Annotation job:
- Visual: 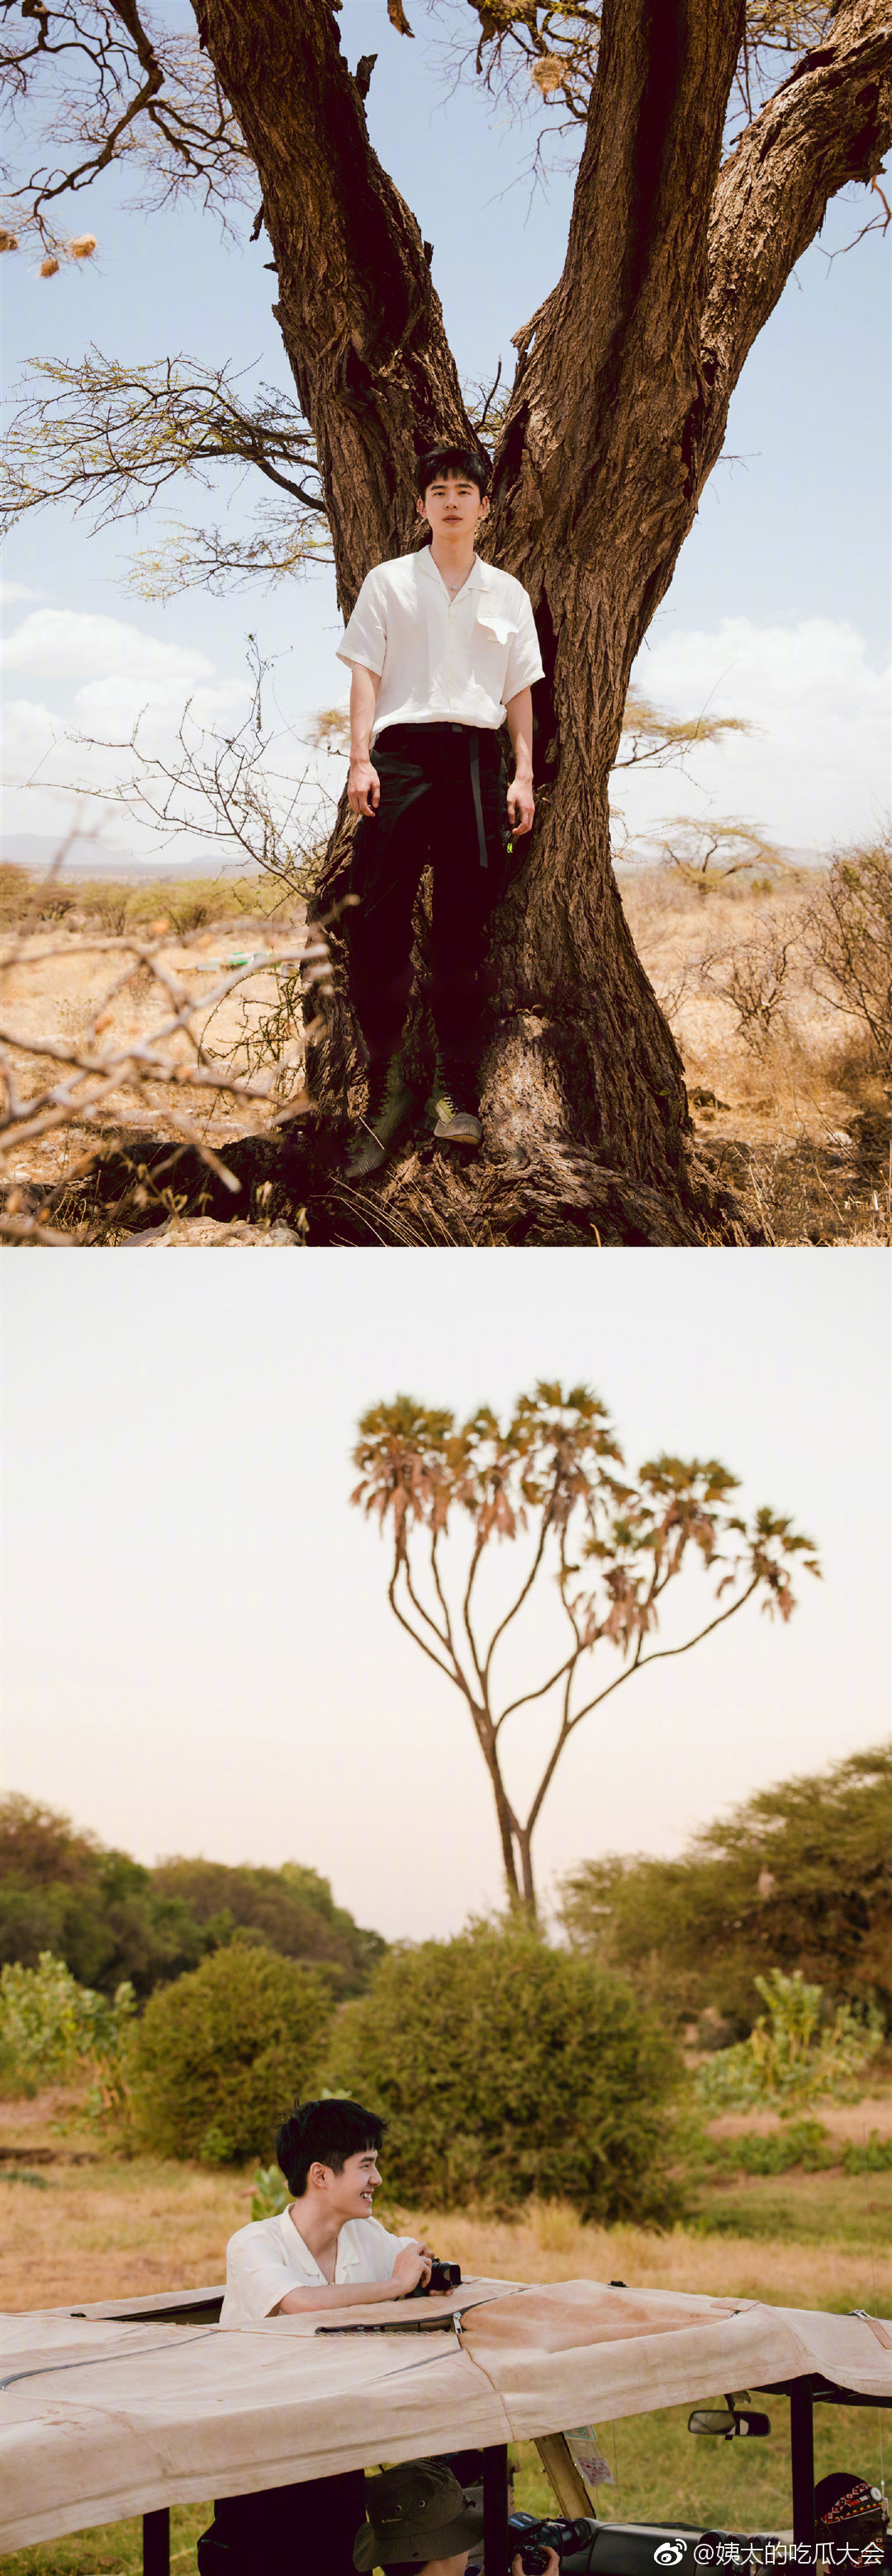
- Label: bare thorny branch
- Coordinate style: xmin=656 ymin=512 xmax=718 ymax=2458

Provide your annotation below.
xmin=1 ymin=349 xmax=330 ymax=599
xmin=351 ymin=1389 xmax=820 ymax=1912
xmin=425 ymin=0 xmax=837 ymax=163
xmin=0 ymin=0 xmax=252 ymax=251
xmin=0 ymin=654 xmax=351 ymax=1238
xmin=0 ymin=853 xmax=337 ymax=1243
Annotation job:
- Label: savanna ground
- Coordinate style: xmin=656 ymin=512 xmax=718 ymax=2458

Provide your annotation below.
xmin=2 ymin=863 xmax=890 ymax=1247
xmin=1 ymin=2085 xmax=890 ymax=2575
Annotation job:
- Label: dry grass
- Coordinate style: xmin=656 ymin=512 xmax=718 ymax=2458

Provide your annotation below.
xmin=391 ymin=2198 xmax=890 ymax=2316
xmin=619 ymin=867 xmax=891 ymax=1246
xmin=1 ymin=2086 xmax=887 ymax=2320
xmin=2 ymin=863 xmax=890 ymax=1243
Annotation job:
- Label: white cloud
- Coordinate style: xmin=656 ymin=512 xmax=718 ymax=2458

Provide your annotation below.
xmin=617 ymin=616 xmax=890 ymax=853
xmin=0 ymin=609 xmax=326 ymax=861
xmin=0 ymin=608 xmax=212 ymax=687
xmin=0 ymin=580 xmax=47 ymax=607
xmin=70 ymin=674 xmax=247 ymax=730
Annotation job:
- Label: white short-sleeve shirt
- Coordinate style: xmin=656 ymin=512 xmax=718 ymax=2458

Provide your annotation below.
xmin=220 ymin=2207 xmax=419 ymax=2326
xmin=337 ymin=549 xmax=543 ymax=741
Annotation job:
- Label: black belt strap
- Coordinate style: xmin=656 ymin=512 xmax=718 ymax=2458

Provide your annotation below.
xmin=468 ymin=730 xmax=487 ymax=869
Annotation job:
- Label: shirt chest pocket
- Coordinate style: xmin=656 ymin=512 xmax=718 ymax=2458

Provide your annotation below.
xmin=473 ymin=610 xmax=514 ymax=693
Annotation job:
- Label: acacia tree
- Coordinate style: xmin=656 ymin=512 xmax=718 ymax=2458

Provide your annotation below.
xmin=350 ymin=1382 xmax=820 ymax=1916
xmin=2 ymin=0 xmax=890 ymax=1243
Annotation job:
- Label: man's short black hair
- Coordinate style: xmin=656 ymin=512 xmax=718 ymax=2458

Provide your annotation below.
xmin=275 ymin=2097 xmax=386 ymax=2198
xmin=416 ymin=440 xmax=490 ymax=501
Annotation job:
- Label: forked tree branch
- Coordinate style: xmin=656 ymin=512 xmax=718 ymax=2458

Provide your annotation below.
xmin=192 ymin=0 xmax=477 ymax=609
xmin=696 ymin=0 xmax=892 ymax=492
xmin=387 ymin=1564 xmax=456 ymax=1690
xmin=564 ymin=1573 xmax=763 ymax=1736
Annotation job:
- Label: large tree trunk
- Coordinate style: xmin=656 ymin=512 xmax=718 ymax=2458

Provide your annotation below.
xmin=193 ymin=0 xmax=892 ymax=1246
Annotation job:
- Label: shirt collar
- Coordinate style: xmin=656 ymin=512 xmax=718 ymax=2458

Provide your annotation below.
xmin=278 ymin=2208 xmax=363 ymax=2278
xmin=417 ymin=548 xmax=486 ymax=599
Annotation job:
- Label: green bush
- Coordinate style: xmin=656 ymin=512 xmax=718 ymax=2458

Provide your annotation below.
xmin=697 ymin=2121 xmax=892 ymax=2177
xmin=699 ymin=2119 xmax=839 ymax=2175
xmin=130 ymin=1942 xmax=331 ymax=2163
xmin=0 ymin=1951 xmax=135 ymax=2114
xmin=330 ymin=1922 xmax=682 ymax=2226
xmin=695 ymin=1970 xmax=884 ymax=2115
xmin=251 ymin=2163 xmax=291 ymax=2218
xmin=842 ymin=2129 xmax=892 ymax=2174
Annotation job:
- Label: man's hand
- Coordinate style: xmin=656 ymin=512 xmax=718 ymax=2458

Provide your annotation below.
xmin=348 ymin=753 xmax=380 ymax=820
xmin=511 ymin=2555 xmax=559 ymax=2575
xmin=391 ymin=2240 xmax=434 ymax=2296
xmin=506 ymin=772 xmax=534 ymax=838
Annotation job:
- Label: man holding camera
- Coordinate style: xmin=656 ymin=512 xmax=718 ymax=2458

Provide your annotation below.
xmin=199 ymin=2098 xmax=436 ymax=2575
xmin=220 ymin=2096 xmax=432 ymax=2323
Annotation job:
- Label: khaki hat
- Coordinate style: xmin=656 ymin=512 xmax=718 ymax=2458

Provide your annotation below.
xmin=353 ymin=2460 xmax=484 ymax=2569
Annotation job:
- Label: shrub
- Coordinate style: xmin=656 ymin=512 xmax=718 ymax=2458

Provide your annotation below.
xmin=842 ymin=2128 xmax=892 ymax=2174
xmin=697 ymin=2121 xmax=892 ymax=2177
xmin=130 ymin=1942 xmax=331 ymax=2163
xmin=0 ymin=1951 xmax=135 ymax=2116
xmin=330 ymin=1922 xmax=682 ymax=2226
xmin=699 ymin=2119 xmax=838 ymax=2175
xmin=695 ymin=1970 xmax=884 ymax=2116
xmin=252 ymin=2163 xmax=291 ymax=2218
xmin=700 ymin=916 xmax=796 ymax=1053
xmin=802 ymin=838 xmax=892 ymax=1071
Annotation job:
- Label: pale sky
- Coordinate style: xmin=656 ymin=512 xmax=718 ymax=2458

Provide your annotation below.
xmin=2 ymin=1252 xmax=889 ymax=1941
xmin=1 ymin=2 xmax=889 ymax=864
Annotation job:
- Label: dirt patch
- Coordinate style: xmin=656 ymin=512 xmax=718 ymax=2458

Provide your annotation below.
xmin=704 ymin=2094 xmax=892 ymax=2142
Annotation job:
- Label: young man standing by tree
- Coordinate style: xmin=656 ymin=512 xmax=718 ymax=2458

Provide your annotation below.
xmin=336 ymin=444 xmax=543 ymax=1178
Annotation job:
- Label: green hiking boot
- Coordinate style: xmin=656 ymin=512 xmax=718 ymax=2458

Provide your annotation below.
xmin=429 ymin=1065 xmax=482 ymax=1148
xmin=345 ymin=1053 xmax=415 ymax=1181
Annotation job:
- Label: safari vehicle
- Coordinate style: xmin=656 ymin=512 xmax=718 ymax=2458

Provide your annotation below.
xmin=0 ymin=2272 xmax=888 ymax=2572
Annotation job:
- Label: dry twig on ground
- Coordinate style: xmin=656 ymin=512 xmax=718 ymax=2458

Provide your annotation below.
xmin=1 ymin=850 xmax=334 ymax=1243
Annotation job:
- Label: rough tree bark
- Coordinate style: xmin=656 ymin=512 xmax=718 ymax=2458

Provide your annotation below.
xmin=193 ymin=0 xmax=891 ymax=1246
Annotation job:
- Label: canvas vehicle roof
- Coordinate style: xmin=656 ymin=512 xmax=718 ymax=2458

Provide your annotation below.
xmin=1 ymin=2276 xmax=889 ymax=2556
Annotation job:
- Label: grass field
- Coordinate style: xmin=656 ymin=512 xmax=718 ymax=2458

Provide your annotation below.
xmin=2 ymin=2103 xmax=889 ymax=2576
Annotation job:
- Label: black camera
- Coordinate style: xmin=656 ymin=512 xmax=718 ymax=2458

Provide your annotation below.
xmin=407 ymin=2255 xmax=463 ymax=2298
xmin=507 ymin=2514 xmax=593 ymax=2573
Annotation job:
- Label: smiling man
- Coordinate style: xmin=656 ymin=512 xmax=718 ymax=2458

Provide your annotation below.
xmin=221 ymin=2096 xmax=431 ymax=2323
xmin=336 ymin=441 xmax=544 ymax=1178
xmin=198 ymin=2100 xmax=434 ymax=2576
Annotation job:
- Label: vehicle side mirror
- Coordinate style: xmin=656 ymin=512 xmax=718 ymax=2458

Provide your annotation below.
xmin=688 ymin=2409 xmax=771 ymax=2439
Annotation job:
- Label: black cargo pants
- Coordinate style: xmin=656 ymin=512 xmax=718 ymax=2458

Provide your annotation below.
xmin=348 ymin=720 xmax=510 ymax=1077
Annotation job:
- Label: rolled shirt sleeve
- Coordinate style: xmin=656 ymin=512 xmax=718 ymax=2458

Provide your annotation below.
xmin=222 ymin=2224 xmax=296 ymax=2324
xmin=337 ymin=570 xmax=387 ymax=677
xmin=334 ymin=551 xmax=543 ymax=737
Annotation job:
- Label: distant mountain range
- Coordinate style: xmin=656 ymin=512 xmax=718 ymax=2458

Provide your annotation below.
xmin=2 ymin=830 xmax=825 ymax=880
xmin=1 ymin=834 xmax=246 ymax=880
